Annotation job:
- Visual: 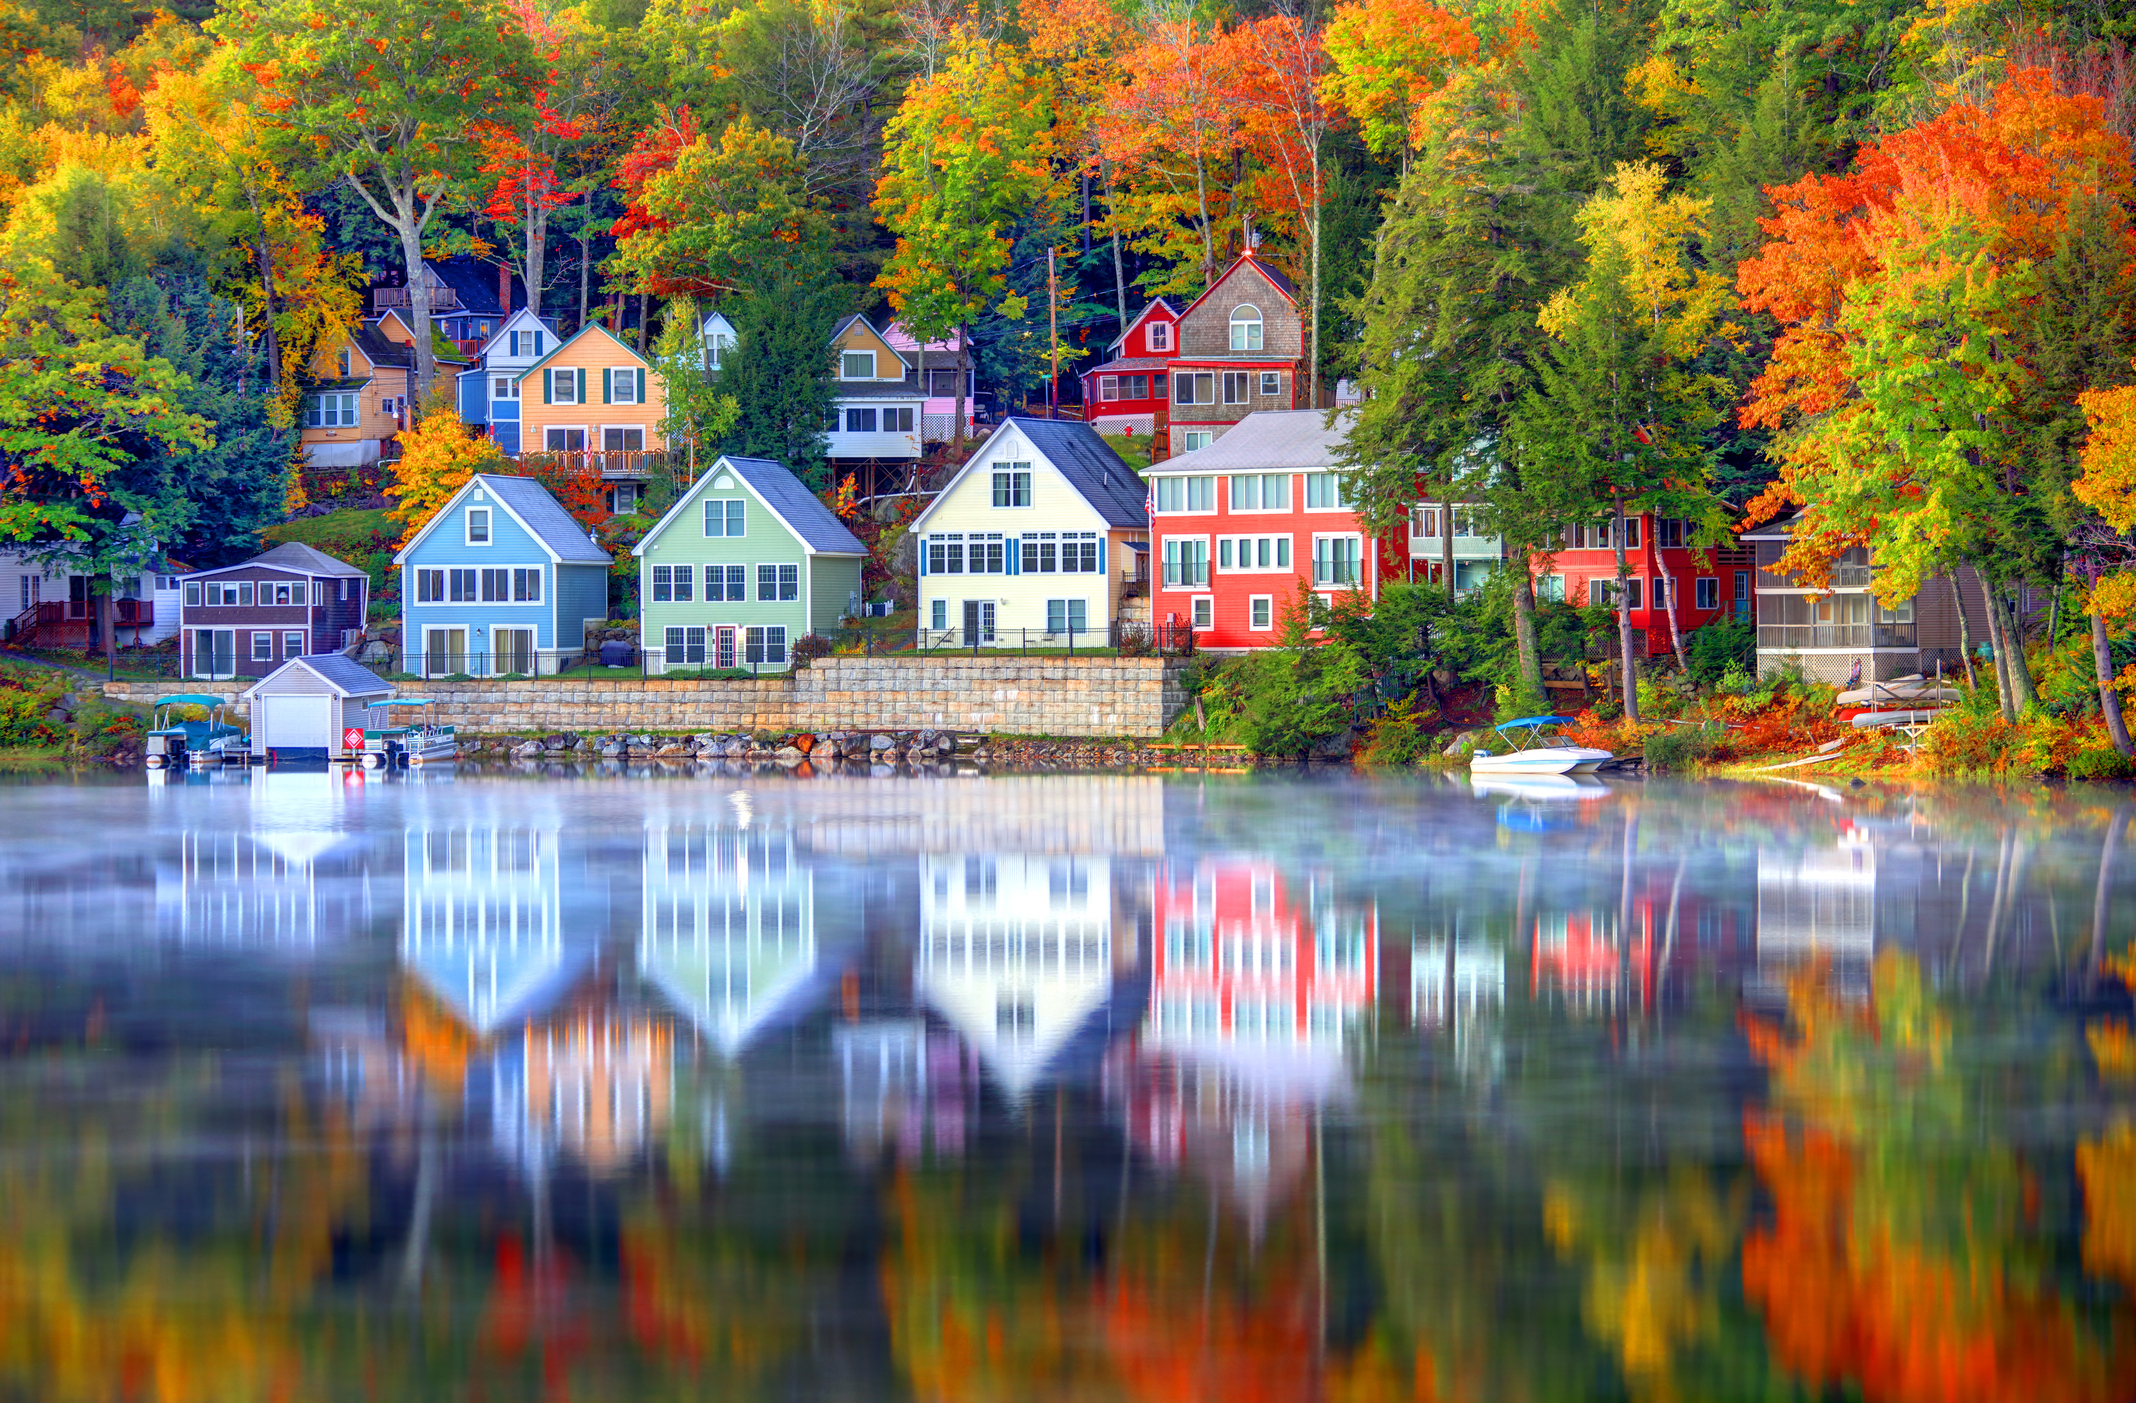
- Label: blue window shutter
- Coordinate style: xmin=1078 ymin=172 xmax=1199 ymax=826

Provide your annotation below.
xmin=535 ymin=331 xmax=544 ymax=355
xmin=1006 ymin=542 xmax=1019 ymax=576
xmin=543 ymin=369 xmax=552 ymax=403
xmin=918 ymin=540 xmax=927 ymax=577
xmin=637 ymin=368 xmax=647 ymax=402
xmin=1098 ymin=538 xmax=1107 ymax=574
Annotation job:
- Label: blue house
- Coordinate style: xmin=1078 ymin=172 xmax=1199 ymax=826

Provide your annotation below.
xmin=392 ymin=473 xmax=612 ymax=677
xmin=455 ymin=308 xmax=560 ymax=457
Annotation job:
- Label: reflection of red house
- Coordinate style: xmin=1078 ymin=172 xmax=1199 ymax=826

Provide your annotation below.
xmin=1530 ymin=878 xmax=1754 ymax=1013
xmin=1531 ymin=512 xmax=1755 ymax=657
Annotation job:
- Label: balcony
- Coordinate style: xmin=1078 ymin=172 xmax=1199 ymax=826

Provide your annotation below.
xmin=370 ymin=285 xmax=462 ymax=314
xmin=1757 ymin=623 xmax=1916 ymax=650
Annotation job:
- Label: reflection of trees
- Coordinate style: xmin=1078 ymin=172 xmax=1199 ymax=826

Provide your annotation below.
xmin=1743 ymin=954 xmax=2133 ymax=1403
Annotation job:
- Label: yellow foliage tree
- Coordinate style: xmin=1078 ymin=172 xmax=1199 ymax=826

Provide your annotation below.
xmin=387 ymin=389 xmax=506 ymax=545
xmin=2072 ymin=379 xmax=2136 ymax=754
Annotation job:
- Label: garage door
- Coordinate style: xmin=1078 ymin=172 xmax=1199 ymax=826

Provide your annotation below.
xmin=260 ymin=695 xmax=333 ymax=757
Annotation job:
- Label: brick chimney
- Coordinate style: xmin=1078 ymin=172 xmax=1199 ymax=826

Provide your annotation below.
xmin=498 ymin=264 xmax=511 ymax=315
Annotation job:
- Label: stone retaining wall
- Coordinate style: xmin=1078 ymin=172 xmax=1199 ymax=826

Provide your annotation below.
xmin=104 ymin=655 xmax=1189 ymax=738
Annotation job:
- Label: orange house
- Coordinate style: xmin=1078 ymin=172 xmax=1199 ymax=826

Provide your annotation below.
xmin=300 ymin=317 xmax=417 ymax=468
xmin=516 ymin=324 xmax=669 ymax=458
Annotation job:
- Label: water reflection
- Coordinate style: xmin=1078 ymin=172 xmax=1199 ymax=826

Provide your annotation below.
xmin=0 ymin=774 xmax=2130 ymax=1400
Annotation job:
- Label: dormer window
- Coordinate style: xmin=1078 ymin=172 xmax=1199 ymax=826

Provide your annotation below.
xmin=336 ymin=346 xmax=351 ymax=376
xmin=842 ymin=350 xmax=876 ymax=379
xmin=1147 ymin=321 xmax=1171 ymax=352
xmin=1229 ymin=304 xmax=1263 ymax=352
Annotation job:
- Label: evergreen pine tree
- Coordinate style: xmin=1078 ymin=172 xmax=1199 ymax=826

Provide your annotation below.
xmin=716 ymin=268 xmax=846 ymax=490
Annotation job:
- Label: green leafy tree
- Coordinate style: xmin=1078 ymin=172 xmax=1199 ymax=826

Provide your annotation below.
xmin=715 ymin=266 xmax=844 ymax=488
xmin=215 ymin=0 xmax=542 ymax=403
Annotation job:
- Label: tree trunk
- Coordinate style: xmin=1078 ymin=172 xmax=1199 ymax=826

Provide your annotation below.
xmin=1991 ymin=585 xmax=2040 ymax=713
xmin=100 ymin=588 xmax=114 ymax=677
xmin=636 ymin=292 xmax=650 ymax=354
xmin=953 ymin=325 xmax=970 ymax=452
xmin=1614 ymin=490 xmax=1638 ymax=723
xmin=1950 ymin=570 xmax=1979 ymax=690
xmin=1985 ymin=581 xmax=2017 ymax=722
xmin=1658 ymin=539 xmax=1688 ymax=674
xmin=1512 ymin=565 xmax=1544 ymax=709
xmin=578 ymin=190 xmax=592 ymax=334
xmin=1103 ymin=160 xmax=1126 ymax=329
xmin=1306 ymin=147 xmax=1320 ymax=412
xmin=243 ymin=184 xmax=282 ymax=393
xmin=525 ymin=186 xmax=546 ymax=321
xmin=2095 ymin=606 xmax=2134 ymax=757
xmin=396 ymin=222 xmax=437 ymax=409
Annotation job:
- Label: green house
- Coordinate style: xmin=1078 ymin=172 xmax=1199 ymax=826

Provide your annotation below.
xmin=633 ymin=455 xmax=869 ymax=672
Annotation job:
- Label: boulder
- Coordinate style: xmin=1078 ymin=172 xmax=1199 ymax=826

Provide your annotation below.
xmin=1441 ymin=731 xmax=1480 ymax=759
xmin=774 ymin=744 xmax=804 ymax=760
xmin=869 ymin=733 xmax=894 ymax=752
xmin=933 ymin=733 xmax=956 ymax=755
xmin=654 ymin=743 xmax=691 ymax=758
xmin=1308 ymin=728 xmax=1354 ymax=762
xmin=542 ymin=733 xmax=573 ymax=751
xmin=723 ymin=739 xmax=749 ymax=758
xmin=791 ymin=733 xmax=816 ymax=755
xmin=880 ymin=749 xmax=903 ymax=764
xmin=512 ymin=741 xmax=545 ymax=759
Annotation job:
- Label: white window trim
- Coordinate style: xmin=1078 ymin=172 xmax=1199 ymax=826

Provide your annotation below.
xmin=1190 ymin=596 xmax=1214 ymax=630
xmin=840 ymin=349 xmax=878 ymax=379
xmin=1226 ymin=474 xmax=1293 ymax=514
xmin=543 ymin=425 xmax=591 ymax=452
xmin=551 ymin=368 xmax=581 ymax=405
xmin=1152 ymin=474 xmax=1220 ymax=515
xmin=1179 ymin=430 xmax=1215 ymax=453
xmin=599 ymin=425 xmax=649 ymax=452
xmin=1217 ymin=534 xmax=1295 ymax=574
xmin=1302 ymin=473 xmax=1352 ymax=513
xmin=1161 ymin=534 xmax=1213 ymax=593
xmin=1311 ymin=532 xmax=1366 ymax=588
xmin=1247 ymin=594 xmax=1274 ymax=631
xmin=465 ymin=507 xmax=493 ymax=546
xmin=1146 ymin=322 xmax=1171 ymax=352
xmin=608 ymin=368 xmax=640 ymax=405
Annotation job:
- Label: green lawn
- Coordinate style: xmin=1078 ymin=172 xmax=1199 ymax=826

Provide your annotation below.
xmin=1103 ymin=435 xmax=1154 ymax=473
xmin=262 ymin=507 xmax=398 ymax=587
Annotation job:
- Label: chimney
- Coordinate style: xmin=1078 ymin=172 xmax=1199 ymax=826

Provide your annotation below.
xmin=498 ymin=264 xmax=512 ymax=315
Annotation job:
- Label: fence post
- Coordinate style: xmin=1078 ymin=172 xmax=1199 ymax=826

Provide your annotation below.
xmin=1068 ymin=625 xmax=1074 ymax=657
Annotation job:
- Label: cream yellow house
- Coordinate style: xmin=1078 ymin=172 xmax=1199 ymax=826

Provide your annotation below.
xmin=828 ymin=314 xmax=924 ymax=461
xmin=908 ymin=418 xmax=1149 ymax=645
xmin=300 ymin=318 xmax=417 ymax=467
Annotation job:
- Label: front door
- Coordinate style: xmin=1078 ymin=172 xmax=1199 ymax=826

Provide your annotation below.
xmin=495 ymin=628 xmax=535 ymax=676
xmin=67 ymin=575 xmax=88 ymax=619
xmin=961 ymin=600 xmax=995 ymax=644
xmin=193 ymin=628 xmax=234 ymax=679
xmin=715 ymin=627 xmax=736 ymax=670
xmin=424 ymin=628 xmax=466 ymax=678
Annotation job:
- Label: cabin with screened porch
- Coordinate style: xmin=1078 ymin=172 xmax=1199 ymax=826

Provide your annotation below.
xmin=177 ymin=543 xmax=369 ymax=681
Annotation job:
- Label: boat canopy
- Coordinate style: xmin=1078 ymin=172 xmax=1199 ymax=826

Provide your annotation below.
xmin=365 ymin=698 xmax=433 ymax=707
xmin=154 ymin=694 xmax=228 ymax=709
xmin=1494 ymin=715 xmax=1576 ymax=731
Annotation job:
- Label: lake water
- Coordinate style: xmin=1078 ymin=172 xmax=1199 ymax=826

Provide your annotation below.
xmin=0 ymin=767 xmax=2132 ymax=1401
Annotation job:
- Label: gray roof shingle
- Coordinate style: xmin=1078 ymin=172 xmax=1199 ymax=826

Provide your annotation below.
xmin=230 ymin=542 xmax=369 ymax=577
xmin=1145 ymin=410 xmax=1353 ymax=473
xmin=720 ymin=457 xmax=869 ymax=555
xmin=1009 ymin=417 xmax=1149 ymax=528
xmin=478 ymin=475 xmax=613 ymax=563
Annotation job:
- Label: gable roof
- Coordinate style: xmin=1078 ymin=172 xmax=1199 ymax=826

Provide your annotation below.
xmin=1105 ymin=299 xmax=1179 ymax=354
xmin=351 ymin=322 xmax=414 ymax=371
xmin=1145 ymin=409 xmax=1353 ymax=475
xmin=242 ymin=653 xmax=393 ymax=701
xmin=472 ymin=307 xmax=561 ymax=361
xmin=186 ymin=541 xmax=368 ymax=580
xmin=698 ymin=309 xmax=736 ymax=338
xmin=911 ymin=418 xmax=1149 ymax=533
xmin=1178 ymin=251 xmax=1299 ymax=327
xmin=634 ymin=455 xmax=868 ymax=557
xmin=516 ymin=322 xmax=652 ymax=380
xmin=392 ymin=473 xmax=611 ymax=565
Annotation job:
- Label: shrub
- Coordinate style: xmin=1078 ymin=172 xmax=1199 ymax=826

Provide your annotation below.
xmin=0 ymin=673 xmax=62 ymax=747
xmin=2069 ymin=747 xmax=2135 ymax=781
xmin=791 ymin=633 xmax=835 ymax=666
xmin=1361 ymin=694 xmax=1433 ymax=766
xmin=1644 ymin=722 xmax=1719 ymax=773
xmin=1686 ymin=619 xmax=1755 ymax=689
xmin=1115 ymin=622 xmax=1155 ymax=658
xmin=1922 ymin=708 xmax=2016 ymax=775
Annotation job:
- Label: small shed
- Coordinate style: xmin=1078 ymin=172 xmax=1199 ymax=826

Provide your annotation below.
xmin=242 ymin=655 xmax=393 ymax=761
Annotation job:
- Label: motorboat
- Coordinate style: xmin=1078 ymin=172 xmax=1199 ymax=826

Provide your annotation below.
xmin=143 ymin=694 xmax=247 ymax=770
xmin=356 ymin=698 xmax=457 ymax=769
xmin=1468 ymin=715 xmax=1614 ymax=776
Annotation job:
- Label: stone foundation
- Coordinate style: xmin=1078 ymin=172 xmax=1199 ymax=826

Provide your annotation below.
xmin=104 ymin=655 xmax=1190 ymax=739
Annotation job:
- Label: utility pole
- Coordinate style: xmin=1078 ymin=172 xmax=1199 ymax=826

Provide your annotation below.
xmin=1047 ymin=247 xmax=1060 ymax=420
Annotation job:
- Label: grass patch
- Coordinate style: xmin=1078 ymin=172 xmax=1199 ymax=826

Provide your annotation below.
xmin=1103 ymin=435 xmax=1154 ymax=472
xmin=263 ymin=507 xmax=398 ymax=591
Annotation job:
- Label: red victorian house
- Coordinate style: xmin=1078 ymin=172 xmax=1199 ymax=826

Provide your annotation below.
xmin=1079 ymin=299 xmax=1177 ymax=440
xmin=1147 ymin=410 xmax=1402 ymax=649
xmin=1532 ymin=514 xmax=1755 ymax=658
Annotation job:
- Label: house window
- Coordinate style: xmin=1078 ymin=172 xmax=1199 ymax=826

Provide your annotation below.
xmin=237 ymin=582 xmax=255 ymax=606
xmin=1249 ymin=596 xmax=1272 ymax=630
xmin=653 ymin=565 xmax=694 ymax=602
xmin=927 ymin=534 xmax=964 ymax=574
xmin=1154 ymin=476 xmax=1216 ymax=513
xmin=283 ymin=631 xmax=304 ymax=657
xmin=1182 ymin=430 xmax=1214 ymax=452
xmin=1147 ymin=321 xmax=1171 ymax=352
xmin=1191 ymin=596 xmax=1212 ymax=629
xmin=514 ymin=568 xmax=541 ymax=602
xmin=884 ymin=406 xmax=915 ymax=431
xmin=1045 ymin=599 xmax=1088 ymax=634
xmin=1695 ymin=576 xmax=1718 ymax=610
xmin=1060 ymin=532 xmax=1098 ymax=572
xmin=841 ymin=350 xmax=876 ymax=379
xmin=1229 ymin=474 xmax=1287 ymax=510
xmin=609 ymin=369 xmax=639 ymax=404
xmin=665 ymin=626 xmax=707 ymax=665
xmin=705 ymin=499 xmax=745 ymax=536
xmin=1173 ymin=372 xmax=1215 ymax=405
xmin=1658 ymin=517 xmax=1684 ymax=548
xmin=1304 ymin=472 xmax=1349 ymax=509
xmin=551 ymin=368 xmax=579 ymax=404
xmin=449 ymin=568 xmax=478 ymax=602
xmin=1627 ymin=578 xmax=1643 ymax=610
xmin=1222 ymin=371 xmax=1250 ymax=404
xmin=466 ymin=508 xmax=490 ymax=544
xmin=1100 ymin=376 xmax=1119 ymax=402
xmin=1022 ymin=533 xmax=1057 ymax=573
xmin=415 ymin=569 xmax=443 ymax=603
xmin=1161 ymin=539 xmax=1209 ymax=587
xmin=931 ymin=599 xmax=947 ymax=630
xmin=1218 ymin=535 xmax=1291 ymax=571
xmin=746 ymin=625 xmax=787 ymax=664
xmin=304 ymin=393 xmax=358 ymax=428
xmin=992 ymin=468 xmax=1032 ymax=507
xmin=1260 ymin=372 xmax=1282 ymax=396
xmin=250 ymin=632 xmax=273 ymax=661
xmin=1589 ymin=579 xmax=1612 ymax=608
xmin=546 ymin=428 xmax=586 ymax=451
xmin=1537 ymin=575 xmax=1564 ymax=602
xmin=336 ymin=347 xmax=351 ymax=377
xmin=969 ymin=534 xmax=1006 ymax=573
xmin=1312 ymin=537 xmax=1361 ymax=586
xmin=711 ymin=565 xmax=746 ymax=601
xmin=706 ymin=332 xmax=731 ymax=368
xmin=183 ymin=581 xmax=200 ymax=608
xmin=606 ymin=482 xmax=638 ymax=514
xmin=1229 ymin=304 xmax=1263 ymax=351
xmin=757 ymin=564 xmax=798 ymax=601
xmin=603 ymin=428 xmax=644 ymax=452
xmin=845 ymin=406 xmax=878 ymax=432
xmin=480 ymin=568 xmax=511 ymax=601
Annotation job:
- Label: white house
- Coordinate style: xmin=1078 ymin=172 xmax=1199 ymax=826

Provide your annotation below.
xmin=827 ymin=314 xmax=925 ymax=464
xmin=456 ymin=308 xmax=562 ymax=457
xmin=908 ymin=417 xmax=1149 ymax=646
xmin=1 ymin=545 xmax=181 ymax=648
xmin=699 ymin=308 xmax=736 ymax=373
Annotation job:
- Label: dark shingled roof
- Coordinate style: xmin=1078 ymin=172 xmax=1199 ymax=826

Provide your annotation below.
xmin=1007 ymin=417 xmax=1148 ymax=529
xmin=1246 ymin=254 xmax=1297 ymax=300
xmin=478 ymin=475 xmax=613 ymax=564
xmin=1082 ymin=356 xmax=1168 ymax=376
xmin=245 ymin=653 xmax=392 ymax=699
xmin=183 ymin=541 xmax=368 ymax=580
xmin=429 ymin=257 xmax=505 ymax=316
xmin=720 ymin=457 xmax=869 ymax=555
xmin=352 ymin=323 xmax=414 ymax=370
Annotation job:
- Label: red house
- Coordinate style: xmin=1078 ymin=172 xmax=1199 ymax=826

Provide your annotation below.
xmin=1532 ymin=513 xmax=1755 ymax=657
xmin=1079 ymin=299 xmax=1178 ymax=440
xmin=1147 ymin=409 xmax=1402 ymax=649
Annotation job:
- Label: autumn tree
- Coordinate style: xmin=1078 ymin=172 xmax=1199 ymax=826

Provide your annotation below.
xmin=873 ymin=20 xmax=1054 ymax=447
xmin=2074 ymin=382 xmax=2136 ymax=756
xmin=217 ymin=0 xmax=543 ymax=403
xmin=611 ymin=115 xmax=827 ymax=302
xmin=1323 ymin=0 xmax=1478 ymax=158
xmin=1518 ymin=161 xmax=1731 ymax=720
xmin=387 ymin=388 xmax=509 ymax=544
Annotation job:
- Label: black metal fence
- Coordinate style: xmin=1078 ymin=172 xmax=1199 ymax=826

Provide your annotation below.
xmin=352 ymin=648 xmax=595 ymax=680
